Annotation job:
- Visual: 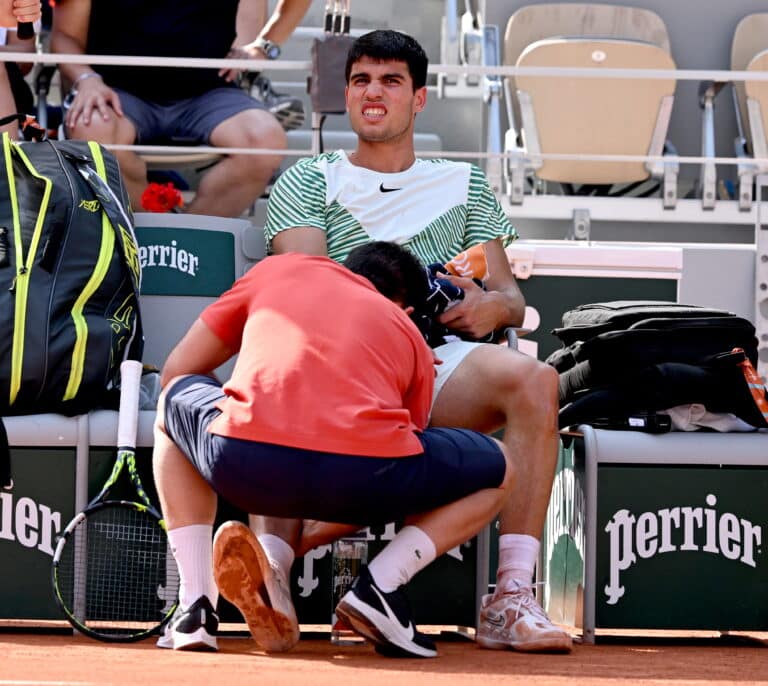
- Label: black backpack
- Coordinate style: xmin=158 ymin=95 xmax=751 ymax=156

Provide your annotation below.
xmin=0 ymin=133 xmax=143 ymax=486
xmin=548 ymin=301 xmax=758 ymax=400
xmin=546 ymin=301 xmax=764 ymax=430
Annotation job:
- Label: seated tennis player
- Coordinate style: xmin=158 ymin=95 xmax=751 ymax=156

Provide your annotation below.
xmin=152 ymin=241 xmax=512 ymax=657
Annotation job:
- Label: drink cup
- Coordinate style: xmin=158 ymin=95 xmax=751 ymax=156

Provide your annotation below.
xmin=330 ymin=537 xmax=368 ymax=645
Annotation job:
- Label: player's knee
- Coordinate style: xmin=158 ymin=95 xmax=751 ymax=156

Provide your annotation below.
xmin=534 ymin=361 xmax=559 ymax=409
xmin=494 ymin=438 xmax=516 ymax=493
xmin=502 ymin=356 xmax=559 ymax=418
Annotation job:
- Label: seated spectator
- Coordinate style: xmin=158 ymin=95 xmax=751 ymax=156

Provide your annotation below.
xmin=49 ymin=0 xmax=311 ymax=217
xmin=0 ymin=0 xmax=40 ymax=137
xmin=152 ymin=241 xmax=513 ymax=657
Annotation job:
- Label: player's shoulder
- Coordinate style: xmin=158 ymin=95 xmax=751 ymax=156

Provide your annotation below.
xmin=419 ymin=157 xmax=486 ymax=178
xmin=287 ymin=151 xmax=336 ymax=171
xmin=418 ymin=158 xmax=491 ymax=194
xmin=275 ymin=152 xmax=342 ymax=191
xmin=421 ymin=157 xmax=471 ymax=170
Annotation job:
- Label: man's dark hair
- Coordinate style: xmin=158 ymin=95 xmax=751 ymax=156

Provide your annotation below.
xmin=343 ymin=241 xmax=429 ymax=310
xmin=345 ymin=29 xmax=428 ymax=90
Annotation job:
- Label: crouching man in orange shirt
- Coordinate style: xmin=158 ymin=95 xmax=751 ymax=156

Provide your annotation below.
xmin=152 ymin=241 xmax=513 ymax=657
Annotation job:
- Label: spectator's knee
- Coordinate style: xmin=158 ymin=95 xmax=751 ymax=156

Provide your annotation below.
xmin=243 ymin=114 xmax=287 ymax=151
xmin=238 ymin=119 xmax=286 ymax=176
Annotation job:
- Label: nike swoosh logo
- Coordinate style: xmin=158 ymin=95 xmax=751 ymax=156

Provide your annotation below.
xmin=371 ymin=585 xmax=415 ymax=638
xmin=379 ymin=183 xmax=402 ymax=193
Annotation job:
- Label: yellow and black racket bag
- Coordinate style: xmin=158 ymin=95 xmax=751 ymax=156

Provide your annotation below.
xmin=0 ymin=134 xmax=143 ymax=420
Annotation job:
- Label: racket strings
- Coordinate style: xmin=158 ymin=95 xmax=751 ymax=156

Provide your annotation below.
xmin=56 ymin=504 xmax=179 ymax=637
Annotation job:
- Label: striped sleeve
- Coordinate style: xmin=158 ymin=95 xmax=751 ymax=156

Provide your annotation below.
xmin=264 ymin=157 xmax=329 ymax=250
xmin=463 ymin=164 xmax=518 ymax=249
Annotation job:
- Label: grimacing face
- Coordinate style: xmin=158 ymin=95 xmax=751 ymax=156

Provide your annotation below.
xmin=345 ymin=57 xmax=426 ymax=144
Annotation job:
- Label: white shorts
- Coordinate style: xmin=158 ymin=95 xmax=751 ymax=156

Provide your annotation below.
xmin=432 ymin=339 xmax=484 ymax=404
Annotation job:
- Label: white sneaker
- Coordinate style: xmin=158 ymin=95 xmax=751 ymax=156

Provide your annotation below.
xmin=213 ymin=521 xmax=299 ymax=652
xmin=476 ymin=584 xmax=572 ymax=653
xmin=156 ymin=596 xmax=218 ymax=651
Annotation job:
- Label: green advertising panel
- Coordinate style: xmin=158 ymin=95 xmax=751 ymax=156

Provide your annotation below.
xmin=136 ymin=227 xmax=235 ymax=296
xmin=0 ymin=448 xmax=76 ymax=619
xmin=596 ymin=466 xmax=768 ymax=629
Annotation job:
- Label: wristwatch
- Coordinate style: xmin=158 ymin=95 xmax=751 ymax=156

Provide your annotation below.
xmin=253 ymin=37 xmax=281 ymax=60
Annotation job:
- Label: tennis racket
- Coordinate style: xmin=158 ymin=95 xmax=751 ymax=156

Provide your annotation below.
xmin=52 ymin=360 xmax=180 ymax=642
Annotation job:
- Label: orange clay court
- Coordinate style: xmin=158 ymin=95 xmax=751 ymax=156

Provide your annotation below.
xmin=2 ymin=627 xmax=767 ymax=685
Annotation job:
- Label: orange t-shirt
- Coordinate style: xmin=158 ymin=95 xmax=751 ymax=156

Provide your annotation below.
xmin=201 ymin=253 xmax=434 ymax=457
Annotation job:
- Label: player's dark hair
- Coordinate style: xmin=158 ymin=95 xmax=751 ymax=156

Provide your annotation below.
xmin=345 ymin=29 xmax=428 ymax=90
xmin=344 ymin=241 xmax=429 ymax=310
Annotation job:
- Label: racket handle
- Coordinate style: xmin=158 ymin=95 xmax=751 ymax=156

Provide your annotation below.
xmin=117 ymin=360 xmax=143 ymax=448
xmin=17 ymin=22 xmax=34 ymax=40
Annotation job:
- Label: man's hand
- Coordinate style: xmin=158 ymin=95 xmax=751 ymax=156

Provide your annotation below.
xmin=219 ymin=45 xmax=260 ymax=83
xmin=436 ymin=273 xmax=506 ymax=340
xmin=65 ymin=78 xmax=124 ymax=129
xmin=0 ymin=0 xmax=41 ymax=29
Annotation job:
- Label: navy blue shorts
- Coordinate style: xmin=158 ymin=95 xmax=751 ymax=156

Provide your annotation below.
xmin=163 ymin=375 xmax=506 ymax=524
xmin=113 ymin=86 xmax=265 ymax=145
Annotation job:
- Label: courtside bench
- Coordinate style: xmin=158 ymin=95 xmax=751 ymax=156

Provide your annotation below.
xmin=541 ymin=425 xmax=768 ymax=643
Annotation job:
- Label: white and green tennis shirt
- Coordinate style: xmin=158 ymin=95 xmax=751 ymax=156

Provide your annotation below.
xmin=264 ymin=150 xmax=518 ymax=265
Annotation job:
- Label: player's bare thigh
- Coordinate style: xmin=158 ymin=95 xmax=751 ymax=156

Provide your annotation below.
xmin=430 ymin=342 xmax=540 ymax=433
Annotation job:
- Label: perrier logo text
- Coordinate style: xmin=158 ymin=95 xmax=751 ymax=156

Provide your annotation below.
xmin=139 ymin=239 xmax=199 ymax=276
xmin=604 ymin=494 xmax=762 ymax=605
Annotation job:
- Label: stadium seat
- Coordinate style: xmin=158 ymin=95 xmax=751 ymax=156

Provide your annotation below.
xmin=730 ymin=13 xmax=768 ymax=210
xmin=502 ymin=3 xmax=679 ymax=208
xmin=133 ymin=212 xmax=262 ymax=374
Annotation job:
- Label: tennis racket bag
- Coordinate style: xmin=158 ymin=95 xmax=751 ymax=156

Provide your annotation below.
xmin=0 ymin=133 xmax=143 ymax=486
xmin=545 ymin=301 xmax=764 ymax=429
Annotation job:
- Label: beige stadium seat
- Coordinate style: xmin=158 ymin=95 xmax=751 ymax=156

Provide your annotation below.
xmin=730 ymin=13 xmax=768 ymax=209
xmin=746 ymin=51 xmax=768 ymax=172
xmin=502 ymin=3 xmax=678 ymax=207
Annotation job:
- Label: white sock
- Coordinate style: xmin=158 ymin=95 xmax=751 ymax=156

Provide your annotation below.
xmin=168 ymin=524 xmax=217 ymax=610
xmin=257 ymin=533 xmax=295 ymax=576
xmin=495 ymin=533 xmax=539 ymax=594
xmin=367 ymin=526 xmax=437 ymax=592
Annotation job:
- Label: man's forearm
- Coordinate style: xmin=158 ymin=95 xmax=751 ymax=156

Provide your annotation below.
xmin=484 ymin=287 xmax=526 ymax=329
xmin=259 ymin=0 xmax=313 ymax=44
xmin=240 ymin=0 xmax=312 ymax=47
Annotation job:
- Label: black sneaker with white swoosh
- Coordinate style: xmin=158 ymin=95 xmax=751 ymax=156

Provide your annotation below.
xmin=335 ymin=565 xmax=437 ymax=658
xmin=156 ymin=595 xmax=218 ymax=651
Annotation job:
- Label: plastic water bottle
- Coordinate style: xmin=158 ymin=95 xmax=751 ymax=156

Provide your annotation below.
xmin=330 ymin=535 xmax=368 ymax=645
